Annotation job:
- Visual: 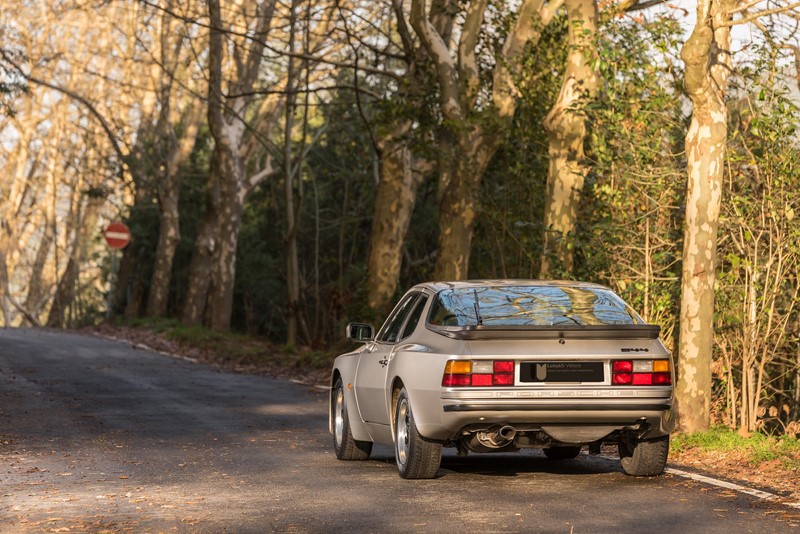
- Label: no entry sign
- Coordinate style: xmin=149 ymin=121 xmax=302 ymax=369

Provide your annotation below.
xmin=104 ymin=222 xmax=131 ymax=250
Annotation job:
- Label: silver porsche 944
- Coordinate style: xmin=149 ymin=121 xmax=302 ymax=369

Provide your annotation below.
xmin=329 ymin=280 xmax=675 ymax=479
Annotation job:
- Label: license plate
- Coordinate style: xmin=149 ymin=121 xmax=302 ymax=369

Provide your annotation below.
xmin=520 ymin=362 xmax=604 ymax=383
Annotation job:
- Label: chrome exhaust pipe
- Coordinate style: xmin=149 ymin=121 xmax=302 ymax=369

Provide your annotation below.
xmin=476 ymin=425 xmax=517 ymax=448
xmin=494 ymin=425 xmax=517 ymax=445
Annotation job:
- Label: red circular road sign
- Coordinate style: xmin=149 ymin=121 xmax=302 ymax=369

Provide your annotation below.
xmin=104 ymin=222 xmax=131 ymax=250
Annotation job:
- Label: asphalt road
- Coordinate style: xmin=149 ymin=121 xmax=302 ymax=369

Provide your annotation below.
xmin=1 ymin=328 xmax=798 ymax=533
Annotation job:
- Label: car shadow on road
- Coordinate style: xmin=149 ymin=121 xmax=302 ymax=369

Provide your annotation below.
xmin=438 ymin=451 xmax=626 ymax=478
xmin=365 ymin=448 xmax=627 ymax=479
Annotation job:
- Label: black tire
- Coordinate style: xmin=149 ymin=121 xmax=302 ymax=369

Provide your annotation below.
xmin=394 ymin=387 xmax=442 ymax=479
xmin=618 ymin=435 xmax=669 ymax=476
xmin=543 ymin=446 xmax=582 ymax=460
xmin=332 ymin=378 xmax=372 ymax=461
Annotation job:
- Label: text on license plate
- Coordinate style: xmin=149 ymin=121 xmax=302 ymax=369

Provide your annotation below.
xmin=520 ymin=361 xmax=604 ymax=383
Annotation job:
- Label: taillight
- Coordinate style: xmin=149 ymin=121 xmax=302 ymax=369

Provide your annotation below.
xmin=612 ymin=359 xmax=671 ymax=386
xmin=442 ymin=360 xmax=515 ymax=387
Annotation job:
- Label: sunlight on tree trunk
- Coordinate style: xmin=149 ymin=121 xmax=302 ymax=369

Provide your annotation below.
xmin=367 ymin=122 xmax=424 ymax=313
xmin=46 ymin=196 xmax=104 ymax=328
xmin=676 ymin=0 xmax=733 ymax=433
xmin=146 ymin=12 xmax=204 ymax=319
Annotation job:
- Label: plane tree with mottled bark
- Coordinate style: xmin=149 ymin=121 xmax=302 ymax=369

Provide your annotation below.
xmin=182 ymin=0 xmax=281 ymax=330
xmin=409 ymin=0 xmax=565 ymax=280
xmin=676 ymin=0 xmax=800 ymax=432
xmin=144 ymin=3 xmax=207 ymax=319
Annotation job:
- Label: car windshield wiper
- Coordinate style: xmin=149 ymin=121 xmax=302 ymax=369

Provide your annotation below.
xmin=473 ymin=289 xmax=483 ymax=325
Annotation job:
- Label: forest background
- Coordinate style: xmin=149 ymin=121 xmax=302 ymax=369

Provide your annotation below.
xmin=0 ymin=0 xmax=798 ymax=436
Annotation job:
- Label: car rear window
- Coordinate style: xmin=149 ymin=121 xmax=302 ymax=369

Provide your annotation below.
xmin=427 ymin=286 xmax=643 ymax=327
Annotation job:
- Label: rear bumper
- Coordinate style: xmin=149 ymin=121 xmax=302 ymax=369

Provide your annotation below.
xmin=444 ymin=401 xmax=670 ymax=412
xmin=413 ymin=386 xmax=675 ymax=441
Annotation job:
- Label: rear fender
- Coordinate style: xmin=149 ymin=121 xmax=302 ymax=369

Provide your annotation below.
xmin=330 ymin=359 xmax=372 ymax=443
xmin=388 ymin=349 xmax=454 ymax=441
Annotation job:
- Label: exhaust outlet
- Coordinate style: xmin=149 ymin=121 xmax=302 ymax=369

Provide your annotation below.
xmin=497 ymin=425 xmax=516 ymax=442
xmin=474 ymin=425 xmax=517 ymax=449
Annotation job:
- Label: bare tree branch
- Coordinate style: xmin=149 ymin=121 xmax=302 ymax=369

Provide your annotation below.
xmin=721 ymin=0 xmax=800 ymax=26
xmin=0 ymin=49 xmax=128 ymax=169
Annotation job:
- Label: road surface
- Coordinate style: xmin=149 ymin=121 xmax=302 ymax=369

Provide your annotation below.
xmin=1 ymin=328 xmax=797 ymax=532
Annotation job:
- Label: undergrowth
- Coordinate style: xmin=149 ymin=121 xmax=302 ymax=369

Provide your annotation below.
xmin=672 ymin=426 xmax=800 ymax=468
xmin=119 ymin=317 xmax=336 ymax=370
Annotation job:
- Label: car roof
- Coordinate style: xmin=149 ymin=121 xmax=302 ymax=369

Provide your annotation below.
xmin=410 ymin=279 xmax=612 ymax=293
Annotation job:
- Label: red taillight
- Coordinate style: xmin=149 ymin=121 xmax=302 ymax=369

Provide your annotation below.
xmin=493 ymin=373 xmax=514 ymax=386
xmin=442 ymin=374 xmax=471 ymax=387
xmin=613 ymin=360 xmax=632 ymax=373
xmin=653 ymin=372 xmax=671 ymax=385
xmin=494 ymin=361 xmax=514 ymax=373
xmin=612 ymin=359 xmax=671 ymax=386
xmin=471 ymin=374 xmax=493 ymax=386
xmin=442 ymin=360 xmax=515 ymax=387
xmin=632 ymin=373 xmax=653 ymax=385
xmin=613 ymin=373 xmax=632 ymax=385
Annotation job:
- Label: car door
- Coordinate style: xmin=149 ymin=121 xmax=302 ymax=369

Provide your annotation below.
xmin=354 ymin=293 xmax=420 ymax=425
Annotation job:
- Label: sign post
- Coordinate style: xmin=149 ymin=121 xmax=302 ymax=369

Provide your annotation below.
xmin=104 ymin=223 xmax=131 ymax=318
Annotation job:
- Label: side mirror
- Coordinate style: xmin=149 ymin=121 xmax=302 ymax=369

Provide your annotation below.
xmin=346 ymin=322 xmax=374 ymax=342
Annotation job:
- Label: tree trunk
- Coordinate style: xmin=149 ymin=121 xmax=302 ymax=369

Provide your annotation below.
xmin=24 ymin=224 xmax=53 ymax=323
xmin=182 ymin=157 xmax=221 ymax=326
xmin=284 ymin=0 xmax=301 ymax=348
xmin=540 ymin=0 xmax=598 ymax=276
xmin=409 ymin=0 xmax=561 ymax=282
xmin=675 ymin=0 xmax=733 ymax=433
xmin=0 ymin=247 xmax=11 ymax=326
xmin=146 ymin=181 xmax=181 ymax=317
xmin=207 ymin=146 xmax=245 ymax=330
xmin=147 ymin=104 xmax=202 ymax=318
xmin=366 ymin=122 xmax=424 ymax=312
xmin=0 ymin=107 xmax=36 ymax=326
xmin=46 ymin=195 xmax=103 ymax=328
xmin=433 ymin=127 xmax=495 ymax=280
xmin=183 ymin=0 xmax=276 ymax=330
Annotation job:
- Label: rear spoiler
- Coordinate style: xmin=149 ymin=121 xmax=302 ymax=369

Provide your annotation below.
xmin=427 ymin=324 xmax=661 ymax=340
